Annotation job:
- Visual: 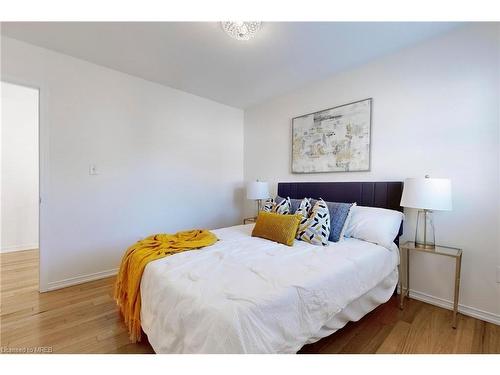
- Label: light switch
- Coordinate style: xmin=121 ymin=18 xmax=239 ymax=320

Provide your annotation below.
xmin=89 ymin=164 xmax=98 ymax=175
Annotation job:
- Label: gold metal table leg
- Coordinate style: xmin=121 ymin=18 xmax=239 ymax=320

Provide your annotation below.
xmin=406 ymin=247 xmax=410 ymax=299
xmin=398 ymin=261 xmax=404 ymax=309
xmin=399 ymin=247 xmax=409 ymax=310
xmin=452 ymin=253 xmax=462 ymax=329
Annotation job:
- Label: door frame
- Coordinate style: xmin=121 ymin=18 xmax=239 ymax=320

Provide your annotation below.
xmin=2 ymin=77 xmax=48 ymax=292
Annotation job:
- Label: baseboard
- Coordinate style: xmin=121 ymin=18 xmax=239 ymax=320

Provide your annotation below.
xmin=1 ymin=243 xmax=39 ymax=253
xmin=401 ymin=288 xmax=500 ymax=326
xmin=44 ymin=268 xmax=118 ymax=292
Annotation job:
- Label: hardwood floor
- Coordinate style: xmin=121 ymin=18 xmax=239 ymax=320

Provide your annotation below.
xmin=0 ymin=249 xmax=153 ymax=354
xmin=300 ymin=296 xmax=500 ymax=354
xmin=1 ymin=249 xmax=498 ymax=354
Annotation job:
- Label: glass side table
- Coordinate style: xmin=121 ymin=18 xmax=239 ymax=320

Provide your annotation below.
xmin=243 ymin=217 xmax=257 ymax=224
xmin=398 ymin=241 xmax=463 ymax=328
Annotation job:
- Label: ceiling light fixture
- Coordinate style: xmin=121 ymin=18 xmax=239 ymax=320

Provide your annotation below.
xmin=221 ymin=22 xmax=262 ymax=41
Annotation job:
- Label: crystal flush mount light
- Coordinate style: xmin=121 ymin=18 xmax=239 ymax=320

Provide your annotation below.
xmin=221 ymin=22 xmax=262 ymax=41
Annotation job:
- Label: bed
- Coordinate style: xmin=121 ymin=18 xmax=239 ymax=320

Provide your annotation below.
xmin=140 ymin=181 xmax=404 ymax=353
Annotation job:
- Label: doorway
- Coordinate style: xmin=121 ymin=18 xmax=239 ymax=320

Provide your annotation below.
xmin=1 ymin=81 xmax=40 ymax=295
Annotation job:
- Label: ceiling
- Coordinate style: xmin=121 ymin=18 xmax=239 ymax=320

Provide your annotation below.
xmin=1 ymin=22 xmax=462 ymax=108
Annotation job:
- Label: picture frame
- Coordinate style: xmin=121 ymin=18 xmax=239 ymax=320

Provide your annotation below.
xmin=291 ymin=98 xmax=372 ymax=173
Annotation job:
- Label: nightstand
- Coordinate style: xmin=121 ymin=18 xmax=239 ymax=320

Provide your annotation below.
xmin=398 ymin=241 xmax=463 ymax=328
xmin=243 ymin=217 xmax=257 ymax=225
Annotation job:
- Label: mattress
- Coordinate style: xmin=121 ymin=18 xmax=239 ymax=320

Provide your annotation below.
xmin=140 ymin=224 xmax=399 ymax=353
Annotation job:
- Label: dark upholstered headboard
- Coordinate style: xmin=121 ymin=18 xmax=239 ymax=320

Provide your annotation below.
xmin=277 ymin=181 xmax=404 ymax=242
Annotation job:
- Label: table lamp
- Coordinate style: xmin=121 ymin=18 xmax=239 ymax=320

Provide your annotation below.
xmin=400 ymin=175 xmax=452 ymax=249
xmin=246 ymin=180 xmax=270 ymax=217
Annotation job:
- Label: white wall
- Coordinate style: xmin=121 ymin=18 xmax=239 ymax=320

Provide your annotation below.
xmin=1 ymin=36 xmax=244 ymax=291
xmin=244 ymin=24 xmax=500 ymax=322
xmin=1 ymin=81 xmax=39 ymax=252
xmin=2 ymin=25 xmax=498 ymax=323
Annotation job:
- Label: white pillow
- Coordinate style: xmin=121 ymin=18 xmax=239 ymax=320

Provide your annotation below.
xmin=343 ymin=206 xmax=404 ymax=250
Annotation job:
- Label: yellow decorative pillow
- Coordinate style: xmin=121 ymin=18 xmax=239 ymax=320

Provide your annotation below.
xmin=251 ymin=211 xmax=301 ymax=246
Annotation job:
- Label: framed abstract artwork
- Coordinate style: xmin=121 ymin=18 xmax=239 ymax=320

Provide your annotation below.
xmin=291 ymin=98 xmax=372 ymax=173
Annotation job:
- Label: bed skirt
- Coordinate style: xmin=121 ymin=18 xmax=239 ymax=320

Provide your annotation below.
xmin=300 ymin=268 xmax=398 ymax=349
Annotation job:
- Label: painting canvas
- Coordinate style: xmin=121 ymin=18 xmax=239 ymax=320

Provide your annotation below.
xmin=292 ymin=98 xmax=372 ymax=173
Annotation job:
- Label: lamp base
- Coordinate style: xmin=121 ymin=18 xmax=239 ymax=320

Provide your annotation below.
xmin=414 ymin=242 xmax=436 ymax=250
xmin=255 ymin=199 xmax=262 ymax=217
xmin=414 ymin=209 xmax=436 ymax=249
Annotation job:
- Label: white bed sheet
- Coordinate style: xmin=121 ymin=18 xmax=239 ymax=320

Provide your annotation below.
xmin=140 ymin=224 xmax=399 ymax=353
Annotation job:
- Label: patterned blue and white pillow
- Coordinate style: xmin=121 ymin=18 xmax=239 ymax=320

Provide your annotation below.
xmin=273 ymin=196 xmax=291 ymax=215
xmin=310 ymin=199 xmax=354 ymax=242
xmin=295 ymin=198 xmax=312 ymax=239
xmin=262 ymin=198 xmax=275 ymax=212
xmin=297 ymin=199 xmax=330 ymax=246
xmin=275 ymin=196 xmax=302 ymax=213
xmin=295 ymin=198 xmax=312 ymax=219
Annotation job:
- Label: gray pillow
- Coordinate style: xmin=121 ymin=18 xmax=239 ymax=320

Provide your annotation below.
xmin=310 ymin=199 xmax=354 ymax=242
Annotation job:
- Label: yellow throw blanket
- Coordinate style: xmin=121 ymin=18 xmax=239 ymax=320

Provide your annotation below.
xmin=114 ymin=229 xmax=218 ymax=342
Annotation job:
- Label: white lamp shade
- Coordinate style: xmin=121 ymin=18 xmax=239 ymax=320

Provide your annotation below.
xmin=246 ymin=181 xmax=270 ymax=200
xmin=400 ymin=177 xmax=452 ymax=211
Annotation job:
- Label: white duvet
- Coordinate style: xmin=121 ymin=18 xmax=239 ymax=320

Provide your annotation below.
xmin=140 ymin=224 xmax=398 ymax=353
